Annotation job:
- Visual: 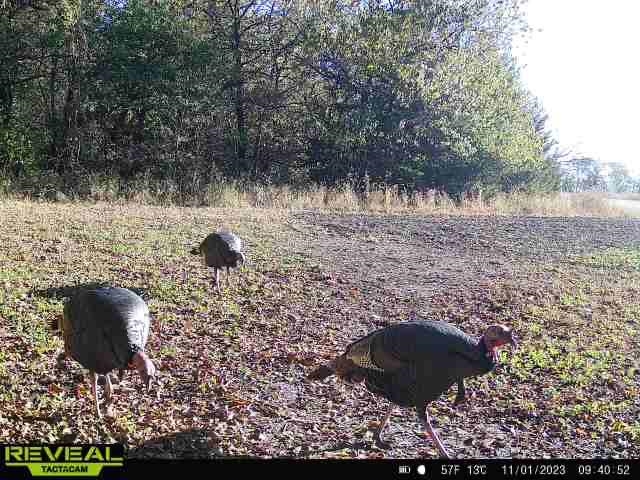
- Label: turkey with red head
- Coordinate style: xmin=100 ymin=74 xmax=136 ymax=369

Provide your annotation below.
xmin=307 ymin=318 xmax=517 ymax=457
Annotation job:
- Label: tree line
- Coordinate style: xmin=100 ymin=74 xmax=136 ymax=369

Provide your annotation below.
xmin=558 ymin=158 xmax=640 ymax=194
xmin=1 ymin=0 xmax=574 ymax=199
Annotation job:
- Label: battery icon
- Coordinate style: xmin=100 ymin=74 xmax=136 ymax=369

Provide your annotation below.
xmin=398 ymin=465 xmax=411 ymax=474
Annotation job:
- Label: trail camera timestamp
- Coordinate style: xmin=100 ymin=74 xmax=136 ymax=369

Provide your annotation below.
xmin=415 ymin=461 xmax=635 ymax=479
xmin=501 ymin=463 xmax=567 ymax=476
xmin=578 ymin=464 xmax=631 ymax=476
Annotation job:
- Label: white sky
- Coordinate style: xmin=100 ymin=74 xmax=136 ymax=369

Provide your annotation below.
xmin=512 ymin=0 xmax=640 ymax=175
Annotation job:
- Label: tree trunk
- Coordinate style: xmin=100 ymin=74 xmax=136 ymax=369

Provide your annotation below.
xmin=47 ymin=56 xmax=59 ymax=168
xmin=231 ymin=1 xmax=246 ymax=177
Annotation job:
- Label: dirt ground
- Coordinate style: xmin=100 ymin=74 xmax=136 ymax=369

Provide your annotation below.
xmin=281 ymin=213 xmax=640 ymax=313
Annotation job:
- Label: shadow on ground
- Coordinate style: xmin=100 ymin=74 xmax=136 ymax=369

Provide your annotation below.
xmin=125 ymin=429 xmax=225 ymax=459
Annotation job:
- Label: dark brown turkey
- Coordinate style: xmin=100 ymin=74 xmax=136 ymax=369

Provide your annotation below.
xmin=54 ymin=286 xmax=156 ymax=418
xmin=308 ymin=319 xmax=517 ymax=457
xmin=190 ymin=231 xmax=246 ymax=293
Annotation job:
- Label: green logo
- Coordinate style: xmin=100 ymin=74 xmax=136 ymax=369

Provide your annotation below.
xmin=2 ymin=445 xmax=124 ymax=478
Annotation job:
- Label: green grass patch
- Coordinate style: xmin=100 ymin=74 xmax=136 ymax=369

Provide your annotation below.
xmin=611 ymin=420 xmax=640 ymax=441
xmin=570 ymin=247 xmax=640 ymax=271
xmin=559 ymin=291 xmax=589 ymax=307
xmin=556 ymin=400 xmax=633 ymax=418
xmin=510 ymin=342 xmax=622 ymax=387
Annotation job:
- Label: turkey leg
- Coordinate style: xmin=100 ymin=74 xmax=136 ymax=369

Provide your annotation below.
xmin=90 ymin=372 xmax=102 ymax=418
xmin=454 ymin=379 xmax=466 ymax=406
xmin=419 ymin=407 xmax=451 ymax=458
xmin=104 ymin=374 xmax=114 ymax=403
xmin=373 ymin=405 xmax=394 ymax=449
xmin=213 ymin=267 xmax=221 ymax=293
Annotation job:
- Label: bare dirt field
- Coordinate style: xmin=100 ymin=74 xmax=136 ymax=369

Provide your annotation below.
xmin=1 ymin=200 xmax=639 ymax=459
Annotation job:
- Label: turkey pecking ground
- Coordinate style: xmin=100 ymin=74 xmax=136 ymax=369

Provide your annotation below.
xmin=0 ymin=200 xmax=639 ymax=459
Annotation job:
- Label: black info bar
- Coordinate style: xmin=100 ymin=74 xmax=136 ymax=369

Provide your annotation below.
xmin=106 ymin=458 xmax=635 ymax=479
xmin=119 ymin=459 xmax=634 ymax=479
xmin=0 ymin=445 xmax=636 ymax=480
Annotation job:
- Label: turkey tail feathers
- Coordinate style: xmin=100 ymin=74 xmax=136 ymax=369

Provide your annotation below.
xmin=308 ymin=355 xmax=366 ymax=383
xmin=307 ymin=364 xmax=335 ymax=380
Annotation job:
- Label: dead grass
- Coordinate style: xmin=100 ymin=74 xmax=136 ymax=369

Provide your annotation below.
xmin=0 ymin=173 xmax=635 ymax=218
xmin=486 ymin=192 xmax=631 ymax=218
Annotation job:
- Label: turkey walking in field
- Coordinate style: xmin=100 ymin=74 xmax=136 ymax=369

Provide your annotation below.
xmin=190 ymin=231 xmax=246 ymax=293
xmin=307 ymin=319 xmax=517 ymax=458
xmin=53 ymin=286 xmax=157 ymax=418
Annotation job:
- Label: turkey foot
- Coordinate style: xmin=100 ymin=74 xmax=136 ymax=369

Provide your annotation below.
xmin=373 ymin=433 xmax=392 ymax=450
xmin=420 ymin=408 xmax=451 ymax=459
xmin=105 ymin=404 xmax=116 ymax=419
xmin=372 ymin=405 xmax=394 ymax=449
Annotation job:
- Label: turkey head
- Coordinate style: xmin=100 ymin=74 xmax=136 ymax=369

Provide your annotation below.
xmin=482 ymin=324 xmax=518 ymax=363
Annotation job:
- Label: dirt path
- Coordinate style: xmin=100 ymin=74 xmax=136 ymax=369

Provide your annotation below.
xmin=607 ymin=198 xmax=640 ymax=215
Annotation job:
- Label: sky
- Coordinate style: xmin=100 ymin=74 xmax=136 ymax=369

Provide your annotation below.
xmin=512 ymin=0 xmax=640 ymax=175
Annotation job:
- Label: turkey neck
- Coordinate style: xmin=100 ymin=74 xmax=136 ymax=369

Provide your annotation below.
xmin=481 ymin=335 xmax=499 ymax=364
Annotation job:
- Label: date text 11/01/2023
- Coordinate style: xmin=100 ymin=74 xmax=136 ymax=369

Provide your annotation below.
xmin=501 ymin=464 xmax=631 ymax=476
xmin=434 ymin=462 xmax=632 ymax=477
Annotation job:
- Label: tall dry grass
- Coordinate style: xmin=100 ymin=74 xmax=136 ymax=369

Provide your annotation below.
xmin=0 ymin=172 xmax=636 ymax=218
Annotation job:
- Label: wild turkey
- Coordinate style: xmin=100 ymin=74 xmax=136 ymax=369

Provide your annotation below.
xmin=190 ymin=231 xmax=246 ymax=293
xmin=307 ymin=319 xmax=517 ymax=457
xmin=53 ymin=286 xmax=157 ymax=418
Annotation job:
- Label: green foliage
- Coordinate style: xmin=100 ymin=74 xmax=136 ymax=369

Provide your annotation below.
xmin=0 ymin=0 xmax=561 ymax=197
xmin=0 ymin=125 xmax=35 ymax=175
xmin=422 ymin=44 xmax=548 ymax=194
xmin=560 ymin=157 xmax=607 ymax=193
